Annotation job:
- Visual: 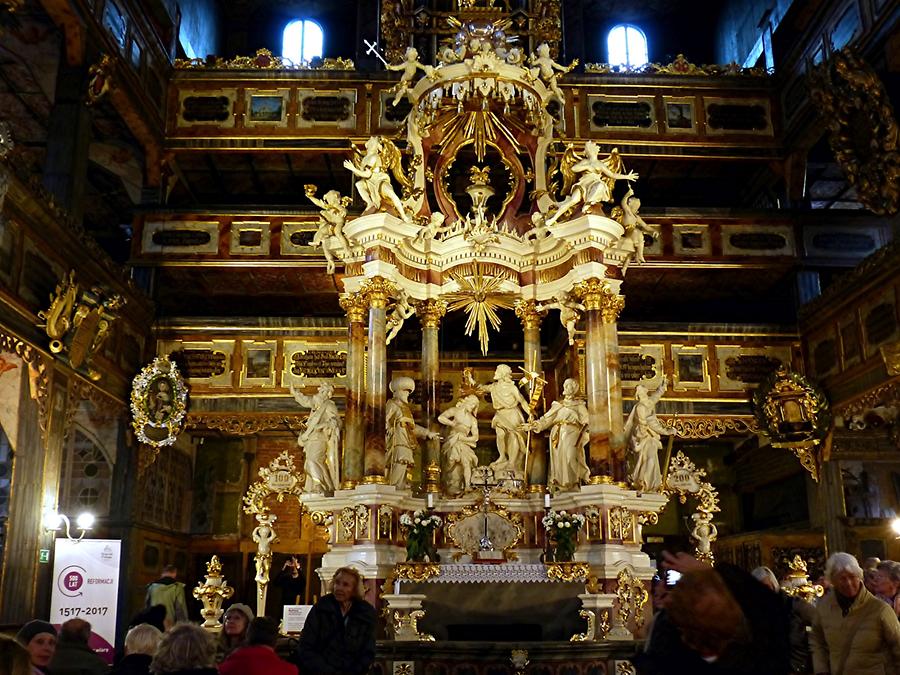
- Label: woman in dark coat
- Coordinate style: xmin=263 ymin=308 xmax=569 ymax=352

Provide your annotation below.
xmin=294 ymin=566 xmax=376 ymax=675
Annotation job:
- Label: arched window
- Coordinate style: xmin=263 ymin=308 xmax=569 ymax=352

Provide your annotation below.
xmin=607 ymin=24 xmax=648 ymax=68
xmin=282 ymin=19 xmax=324 ymax=65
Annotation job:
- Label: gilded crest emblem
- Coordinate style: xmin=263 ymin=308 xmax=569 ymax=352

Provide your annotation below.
xmin=130 ymin=356 xmax=188 ymax=448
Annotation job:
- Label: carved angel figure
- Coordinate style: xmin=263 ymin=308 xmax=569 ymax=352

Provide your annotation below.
xmin=386 ymin=47 xmax=434 ymax=106
xmin=343 ymin=136 xmax=413 ymax=221
xmin=413 ymin=212 xmax=452 ymax=244
xmin=545 ymin=143 xmax=638 ymax=225
xmin=619 ymin=187 xmax=658 ymax=269
xmin=291 ymin=383 xmax=342 ymax=493
xmin=537 ymin=291 xmax=585 ymax=346
xmin=624 ymin=378 xmax=673 ymax=492
xmin=528 ymin=42 xmax=577 ymax=103
xmin=305 ymin=185 xmax=353 ymax=274
xmin=386 ymin=288 xmax=415 ymax=344
xmin=438 ymin=394 xmax=480 ymax=495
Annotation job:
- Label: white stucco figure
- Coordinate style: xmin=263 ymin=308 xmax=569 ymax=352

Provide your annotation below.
xmin=526 ymin=378 xmax=590 ymax=490
xmin=528 ymin=42 xmax=575 ymax=103
xmin=343 ymin=136 xmax=411 ymax=220
xmin=619 ymin=187 xmax=659 ymax=269
xmin=291 ymin=383 xmax=341 ymax=493
xmin=305 ymin=186 xmax=352 ymax=274
xmin=537 ymin=291 xmax=585 ymax=346
xmin=438 ymin=394 xmax=480 ymax=495
xmin=624 ymin=378 xmax=673 ymax=491
xmin=386 ymin=288 xmax=415 ymax=345
xmin=386 ymin=376 xmax=439 ymax=490
xmin=479 ymin=364 xmax=533 ymax=476
xmin=545 ymin=143 xmax=638 ymax=225
xmin=251 ymin=512 xmax=278 ymax=586
xmin=386 ymin=47 xmax=434 ymax=106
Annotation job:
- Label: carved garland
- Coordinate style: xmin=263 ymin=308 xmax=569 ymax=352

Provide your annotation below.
xmin=809 ymin=48 xmax=900 ymax=216
xmin=657 ymin=415 xmax=757 ymax=439
xmin=186 ymin=413 xmax=306 ymax=436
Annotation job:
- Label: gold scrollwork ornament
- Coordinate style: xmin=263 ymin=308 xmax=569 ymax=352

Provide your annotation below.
xmin=130 ymin=356 xmax=188 ymax=449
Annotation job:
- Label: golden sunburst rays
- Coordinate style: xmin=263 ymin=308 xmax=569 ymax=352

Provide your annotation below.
xmin=444 ymin=264 xmax=517 ymax=356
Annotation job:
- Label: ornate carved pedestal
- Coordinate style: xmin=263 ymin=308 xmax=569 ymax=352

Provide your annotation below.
xmin=382 ymin=593 xmax=435 ymax=641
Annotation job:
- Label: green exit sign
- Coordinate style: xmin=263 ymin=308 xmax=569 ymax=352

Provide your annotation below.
xmin=38 ymin=549 xmax=50 ymax=564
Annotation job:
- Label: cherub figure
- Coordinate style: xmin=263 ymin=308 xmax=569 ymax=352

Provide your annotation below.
xmin=305 ymin=185 xmax=352 ymax=274
xmin=528 ymin=42 xmax=577 ymax=103
xmin=343 ymin=136 xmax=412 ymax=221
xmin=523 ymin=211 xmax=552 ymax=243
xmin=537 ymin=291 xmax=585 ymax=346
xmin=619 ymin=187 xmax=658 ymax=269
xmin=413 ymin=212 xmax=452 ymax=244
xmin=545 ymin=143 xmax=638 ymax=226
xmin=386 ymin=47 xmax=434 ymax=106
xmin=386 ymin=288 xmax=415 ymax=345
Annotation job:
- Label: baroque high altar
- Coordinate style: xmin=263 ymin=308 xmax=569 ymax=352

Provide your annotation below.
xmin=245 ymin=15 xmax=688 ymax=665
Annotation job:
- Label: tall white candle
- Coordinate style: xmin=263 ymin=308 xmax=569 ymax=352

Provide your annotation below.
xmin=544 ymin=493 xmax=551 ymax=509
xmin=427 ymin=492 xmax=434 ymax=509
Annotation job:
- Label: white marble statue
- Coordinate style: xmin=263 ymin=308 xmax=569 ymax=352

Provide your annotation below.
xmin=386 ymin=288 xmax=415 ymax=345
xmin=304 ymin=185 xmax=353 ymax=274
xmin=619 ymin=187 xmax=658 ymax=269
xmin=343 ymin=136 xmax=411 ymax=220
xmin=386 ymin=47 xmax=434 ymax=106
xmin=386 ymin=376 xmax=439 ymax=490
xmin=290 ymin=383 xmax=341 ymax=493
xmin=624 ymin=378 xmax=673 ymax=492
xmin=545 ymin=143 xmax=638 ymax=226
xmin=528 ymin=42 xmax=575 ymax=103
xmin=438 ymin=394 xmax=480 ymax=495
xmin=536 ymin=291 xmax=585 ymax=346
xmin=478 ymin=364 xmax=533 ymax=477
xmin=525 ymin=378 xmax=590 ymax=490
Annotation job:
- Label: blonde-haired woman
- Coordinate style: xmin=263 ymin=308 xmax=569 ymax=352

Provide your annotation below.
xmin=112 ymin=623 xmax=162 ymax=675
xmin=0 ymin=635 xmax=32 ymax=675
xmin=294 ymin=566 xmax=376 ymax=675
xmin=149 ymin=623 xmax=217 ymax=675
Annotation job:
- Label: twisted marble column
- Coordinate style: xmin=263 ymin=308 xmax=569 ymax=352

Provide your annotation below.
xmin=339 ymin=293 xmax=368 ymax=486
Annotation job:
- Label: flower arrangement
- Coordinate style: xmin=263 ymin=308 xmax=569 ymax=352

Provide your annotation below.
xmin=541 ymin=510 xmax=585 ymax=562
xmin=400 ymin=510 xmax=443 ymax=563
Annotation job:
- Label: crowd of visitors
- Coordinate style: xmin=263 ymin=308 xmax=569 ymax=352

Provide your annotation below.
xmin=1 ymin=565 xmax=372 ymax=675
xmin=6 ymin=553 xmax=900 ymax=675
xmin=637 ymin=550 xmax=900 ymax=675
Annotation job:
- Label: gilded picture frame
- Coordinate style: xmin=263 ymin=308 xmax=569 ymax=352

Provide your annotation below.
xmin=130 ymin=356 xmax=188 ymax=448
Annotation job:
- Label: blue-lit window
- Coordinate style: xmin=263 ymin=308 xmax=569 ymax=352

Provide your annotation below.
xmin=282 ymin=19 xmax=324 ymax=65
xmin=607 ymin=24 xmax=648 ymax=68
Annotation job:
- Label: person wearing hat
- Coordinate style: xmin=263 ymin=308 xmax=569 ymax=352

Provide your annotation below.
xmin=385 ymin=376 xmax=439 ymax=489
xmin=215 ymin=603 xmax=253 ymax=663
xmin=15 ymin=620 xmax=57 ymax=674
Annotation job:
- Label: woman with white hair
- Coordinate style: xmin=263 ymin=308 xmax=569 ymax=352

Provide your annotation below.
xmin=112 ymin=623 xmax=162 ymax=675
xmin=810 ymin=552 xmax=900 ymax=675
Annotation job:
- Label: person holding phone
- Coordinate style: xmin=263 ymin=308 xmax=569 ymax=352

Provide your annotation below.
xmin=275 ymin=555 xmax=306 ymax=609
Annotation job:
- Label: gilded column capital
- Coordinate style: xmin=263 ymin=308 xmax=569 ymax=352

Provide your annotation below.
xmin=339 ymin=293 xmax=369 ymax=324
xmin=415 ymin=298 xmax=447 ymax=328
xmin=514 ymin=299 xmax=545 ymax=330
xmin=359 ymin=276 xmax=398 ymax=309
xmin=572 ymin=278 xmax=624 ymax=323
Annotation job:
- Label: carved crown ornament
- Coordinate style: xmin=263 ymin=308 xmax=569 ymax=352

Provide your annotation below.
xmin=130 ymin=356 xmax=188 ymax=451
xmin=752 ymin=366 xmax=832 ymax=481
xmin=809 ymin=48 xmax=900 ymax=216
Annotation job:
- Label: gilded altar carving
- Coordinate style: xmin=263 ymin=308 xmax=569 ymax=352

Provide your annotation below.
xmin=664 ymin=451 xmax=720 ymax=563
xmin=752 ymin=366 xmax=831 ymax=481
xmin=615 ymin=567 xmax=648 ymax=630
xmin=415 ymin=298 xmax=448 ymax=329
xmin=192 ymin=555 xmax=234 ymax=632
xmin=130 ymin=356 xmax=188 ymax=451
xmin=340 ymin=506 xmax=356 ymax=541
xmin=38 ymin=270 xmax=125 ymax=381
xmin=359 ymin=276 xmax=399 ymax=310
xmin=781 ymin=555 xmax=824 ymax=603
xmin=657 ymin=415 xmax=757 ymax=439
xmin=340 ymin=292 xmax=369 ymax=324
xmin=175 ymin=48 xmax=354 ymax=71
xmin=393 ymin=562 xmax=441 ymax=583
xmin=242 ymin=450 xmax=305 ymax=515
xmin=585 ymin=54 xmax=768 ymax=77
xmin=546 ymin=145 xmax=636 ymax=224
xmin=545 ymin=561 xmax=591 ymax=582
xmin=570 ymin=609 xmax=596 ymax=642
xmin=186 ymin=414 xmax=305 ymax=435
xmin=444 ymin=264 xmax=517 ymax=356
xmin=513 ymin=299 xmax=545 ymax=330
xmin=809 ymin=48 xmax=900 ymax=216
xmin=445 ymin=499 xmax=524 ymax=560
xmin=608 ymin=507 xmax=634 ymax=542
xmin=571 ymin=278 xmax=623 ymax=321
xmin=356 ymin=504 xmax=371 ymax=539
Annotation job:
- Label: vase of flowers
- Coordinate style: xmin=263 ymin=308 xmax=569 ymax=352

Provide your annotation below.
xmin=542 ymin=509 xmax=585 ymax=562
xmin=400 ymin=510 xmax=443 ymax=563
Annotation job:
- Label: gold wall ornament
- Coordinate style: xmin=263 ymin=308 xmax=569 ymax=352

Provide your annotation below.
xmin=445 ymin=498 xmax=524 ymax=559
xmin=86 ymin=54 xmax=113 ymax=106
xmin=339 ymin=506 xmax=356 ymax=541
xmin=607 ymin=507 xmax=634 ymax=542
xmin=443 ymin=263 xmax=517 ymax=356
xmin=657 ymin=415 xmax=757 ymax=439
xmin=174 ymin=48 xmax=354 ymax=71
xmin=192 ymin=555 xmax=234 ymax=632
xmin=808 ymin=48 xmax=900 ymax=216
xmin=415 ymin=299 xmax=448 ymax=329
xmin=570 ymin=609 xmax=596 ymax=642
xmin=615 ymin=567 xmax=649 ymax=630
xmin=241 ymin=450 xmax=305 ymax=515
xmin=663 ymin=451 xmax=720 ymax=563
xmin=186 ymin=413 xmax=305 ymax=436
xmin=359 ymin=276 xmax=399 ymax=310
xmin=340 ymin=292 xmax=369 ymax=324
xmin=38 ymin=270 xmax=125 ymax=380
xmin=130 ymin=356 xmax=188 ymax=449
xmin=545 ymin=561 xmax=591 ymax=582
xmin=571 ymin=278 xmax=623 ymax=321
xmin=514 ymin=299 xmax=545 ymax=330
xmin=752 ymin=366 xmax=831 ymax=481
xmin=781 ymin=554 xmax=825 ymax=603
xmin=393 ymin=562 xmax=441 ymax=583
xmin=584 ymin=56 xmax=768 ymax=77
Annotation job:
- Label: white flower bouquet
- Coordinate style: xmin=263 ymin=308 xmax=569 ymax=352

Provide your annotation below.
xmin=542 ymin=509 xmax=585 ymax=561
xmin=401 ymin=509 xmax=443 ymax=562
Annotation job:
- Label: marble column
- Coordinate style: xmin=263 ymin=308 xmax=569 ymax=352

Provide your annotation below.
xmin=572 ymin=279 xmax=624 ymax=481
xmin=601 ymin=307 xmax=626 ymax=483
xmin=416 ymin=299 xmax=447 ymax=483
xmin=362 ymin=277 xmax=396 ymax=482
xmin=339 ymin=293 xmax=368 ymax=486
xmin=515 ymin=300 xmax=547 ymax=488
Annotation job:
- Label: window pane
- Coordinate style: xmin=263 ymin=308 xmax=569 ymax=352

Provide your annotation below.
xmin=625 ymin=26 xmax=648 ymax=67
xmin=607 ymin=24 xmax=648 ymax=68
xmin=302 ymin=20 xmax=324 ymax=62
xmin=607 ymin=25 xmax=627 ymax=65
xmin=282 ymin=20 xmax=305 ymax=65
